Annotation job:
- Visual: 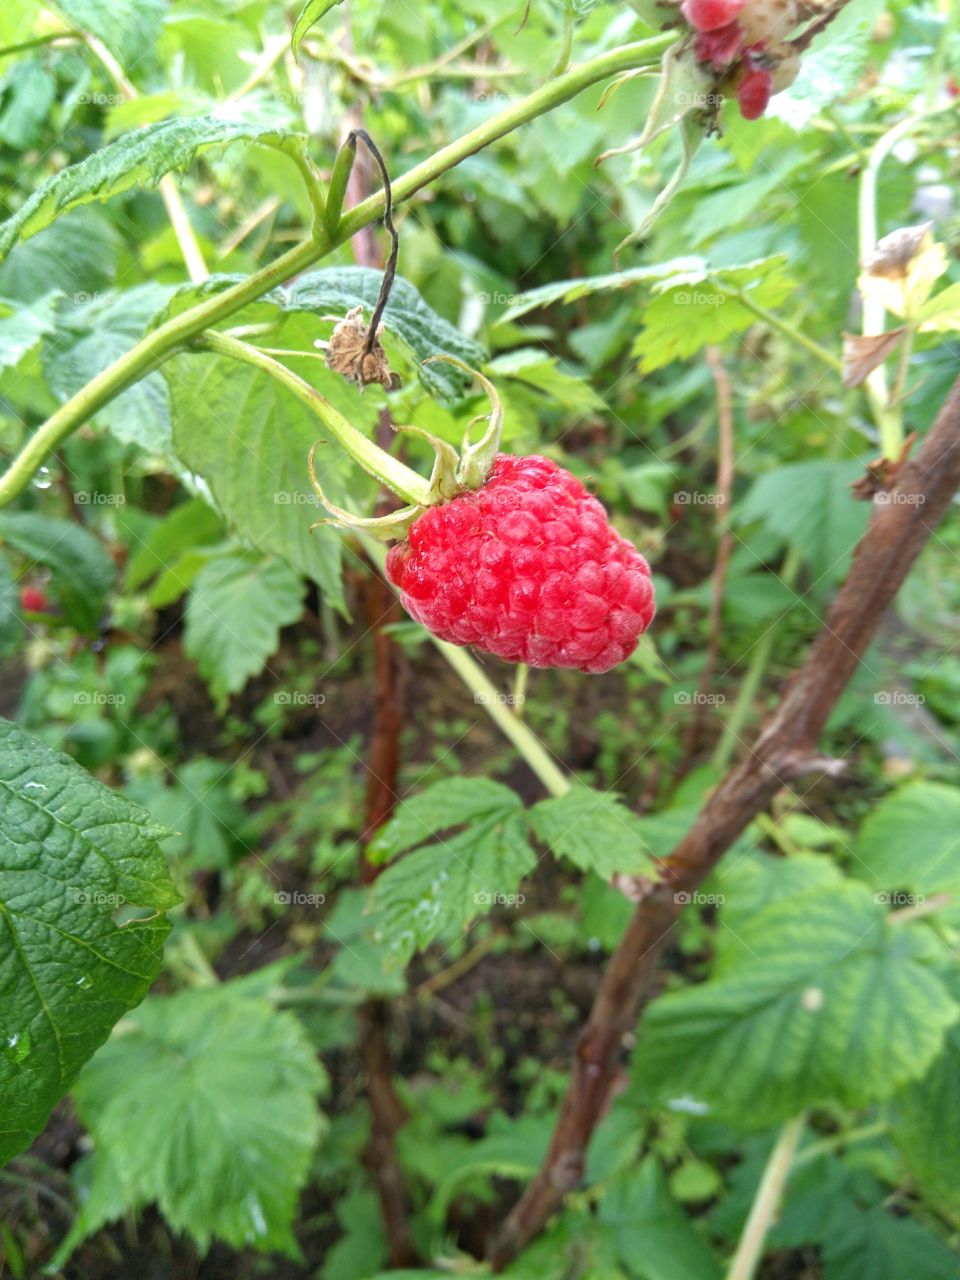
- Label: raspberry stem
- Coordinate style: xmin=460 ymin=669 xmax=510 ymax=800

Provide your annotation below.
xmin=194 ymin=330 xmax=435 ymax=507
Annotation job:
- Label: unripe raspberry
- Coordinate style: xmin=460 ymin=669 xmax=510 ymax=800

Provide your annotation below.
xmin=385 ymin=455 xmax=655 ymax=675
xmin=737 ymin=60 xmax=773 ymax=118
xmin=19 ymin=585 xmax=48 ymax=613
xmin=769 ymin=45 xmax=801 ymax=92
xmin=681 ymin=0 xmax=745 ymax=32
xmin=739 ymin=0 xmax=800 ymax=45
xmin=694 ymin=19 xmax=745 ymax=67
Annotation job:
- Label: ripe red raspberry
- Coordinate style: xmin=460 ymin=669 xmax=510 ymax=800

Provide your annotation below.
xmin=19 ymin=585 xmax=48 ymax=613
xmin=737 ymin=60 xmax=773 ymax=119
xmin=385 ymin=455 xmax=655 ymax=675
xmin=682 ymin=0 xmax=745 ymax=31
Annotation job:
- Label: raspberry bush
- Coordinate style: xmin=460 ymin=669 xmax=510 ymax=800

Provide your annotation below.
xmin=1 ymin=2 xmax=959 ymax=1278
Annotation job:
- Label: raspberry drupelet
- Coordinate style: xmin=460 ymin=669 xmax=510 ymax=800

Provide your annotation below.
xmin=385 ymin=454 xmax=655 ymax=674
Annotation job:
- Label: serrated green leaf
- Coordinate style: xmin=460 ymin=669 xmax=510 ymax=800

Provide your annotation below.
xmin=634 ymin=883 xmax=959 ymax=1127
xmin=890 ymin=992 xmax=960 ymax=1227
xmin=634 ymin=258 xmax=796 ymax=373
xmin=370 ymin=777 xmax=524 ymax=858
xmin=822 ymin=1205 xmax=960 ymax=1280
xmin=291 ymin=0 xmax=347 ymax=57
xmin=599 ymin=1157 xmax=722 ymax=1280
xmin=55 ymin=983 xmax=327 ymax=1263
xmin=852 ymin=781 xmax=960 ymax=899
xmin=530 ymin=786 xmax=661 ymax=878
xmin=0 ymin=512 xmax=116 ymax=634
xmin=43 ymin=284 xmax=175 ymax=455
xmin=0 ymin=292 xmax=59 ymax=370
xmin=125 ymin=498 xmax=224 ymax=592
xmin=0 ymin=717 xmax=179 ymax=1166
xmin=917 ymin=282 xmax=960 ymax=332
xmin=0 ymin=117 xmax=303 ymax=259
xmin=369 ymin=779 xmax=534 ymax=967
xmin=0 ymin=207 xmax=121 ymax=305
xmin=183 ymin=551 xmax=305 ymax=708
xmin=54 ymin=0 xmax=167 ymax=70
xmin=165 ymin=337 xmax=345 ymax=609
xmin=501 ymin=257 xmax=704 ymax=323
xmin=0 ymin=61 xmax=55 ymax=151
xmin=735 ymin=459 xmax=870 ymax=583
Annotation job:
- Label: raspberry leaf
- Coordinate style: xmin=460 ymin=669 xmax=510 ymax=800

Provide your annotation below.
xmin=598 ymin=1158 xmax=722 ymax=1280
xmin=0 ymin=118 xmax=306 ymax=259
xmin=53 ymin=984 xmax=328 ymax=1265
xmin=851 ymin=782 xmax=960 ymax=901
xmin=291 ymin=0 xmax=346 ymax=58
xmin=735 ymin=458 xmax=870 ymax=583
xmin=53 ymin=0 xmax=166 ymax=69
xmin=890 ymin=990 xmax=960 ymax=1228
xmin=0 ymin=717 xmax=179 ymax=1166
xmin=633 ymin=883 xmax=959 ymax=1127
xmin=530 ymin=786 xmax=663 ymax=879
xmin=165 ymin=320 xmax=356 ymax=611
xmin=43 ymin=284 xmax=177 ymax=457
xmin=500 ymin=257 xmax=704 ymax=323
xmin=183 ymin=551 xmax=306 ymax=709
xmin=368 ymin=778 xmax=535 ymax=967
xmin=0 ymin=291 xmax=59 ymax=371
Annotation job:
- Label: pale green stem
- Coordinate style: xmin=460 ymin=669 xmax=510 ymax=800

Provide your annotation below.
xmin=712 ymin=546 xmax=804 ymax=771
xmin=433 ymin=640 xmax=571 ymax=798
xmin=194 ymin=331 xmax=433 ymax=506
xmin=0 ymin=33 xmax=673 ymax=509
xmin=792 ymin=1120 xmax=888 ymax=1167
xmin=732 ymin=292 xmax=842 ymax=374
xmin=513 ymin=662 xmax=529 ymax=716
xmin=0 ymin=30 xmax=80 ymax=58
xmin=726 ymin=1112 xmax=806 ymax=1280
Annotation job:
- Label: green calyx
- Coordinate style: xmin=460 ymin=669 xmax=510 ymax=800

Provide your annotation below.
xmin=308 ymin=354 xmax=504 ymax=542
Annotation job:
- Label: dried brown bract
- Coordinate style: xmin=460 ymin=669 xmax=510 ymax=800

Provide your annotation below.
xmin=324 ymin=305 xmax=401 ymax=391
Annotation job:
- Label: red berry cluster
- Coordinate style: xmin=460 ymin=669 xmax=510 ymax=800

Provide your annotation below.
xmin=681 ymin=0 xmax=802 ymax=121
xmin=386 ymin=455 xmax=655 ymax=675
